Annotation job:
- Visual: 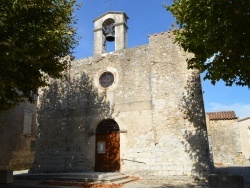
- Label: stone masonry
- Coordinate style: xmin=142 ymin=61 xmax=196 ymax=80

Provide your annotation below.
xmin=31 ymin=12 xmax=211 ymax=179
xmin=0 ymin=101 xmax=36 ymax=170
xmin=206 ymin=112 xmax=250 ymax=166
xmin=238 ymin=117 xmax=250 ymax=160
xmin=207 ymin=119 xmax=243 ymax=165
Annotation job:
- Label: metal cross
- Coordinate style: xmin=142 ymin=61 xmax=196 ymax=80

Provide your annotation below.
xmin=105 ymin=0 xmax=113 ymax=11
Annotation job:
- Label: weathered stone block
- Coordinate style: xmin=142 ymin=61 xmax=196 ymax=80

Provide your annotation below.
xmin=0 ymin=170 xmax=13 ymax=184
xmin=208 ymin=174 xmax=244 ymax=188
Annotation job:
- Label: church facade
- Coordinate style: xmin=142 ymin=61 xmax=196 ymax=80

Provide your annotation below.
xmin=31 ymin=12 xmax=210 ymax=178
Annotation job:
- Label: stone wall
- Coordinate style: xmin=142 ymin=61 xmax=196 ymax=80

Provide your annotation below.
xmin=31 ymin=31 xmax=210 ymax=178
xmin=238 ymin=117 xmax=250 ymax=160
xmin=0 ymin=102 xmax=36 ymax=170
xmin=206 ymin=118 xmax=248 ymax=166
xmin=31 ymin=73 xmax=110 ymax=173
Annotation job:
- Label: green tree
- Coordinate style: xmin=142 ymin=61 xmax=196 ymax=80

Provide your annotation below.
xmin=0 ymin=0 xmax=79 ymax=112
xmin=165 ymin=0 xmax=250 ymax=87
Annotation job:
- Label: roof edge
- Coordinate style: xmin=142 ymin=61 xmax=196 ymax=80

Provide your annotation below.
xmin=93 ymin=11 xmax=129 ymax=22
xmin=238 ymin=116 xmax=250 ymax=122
xmin=207 ymin=111 xmax=238 ymax=121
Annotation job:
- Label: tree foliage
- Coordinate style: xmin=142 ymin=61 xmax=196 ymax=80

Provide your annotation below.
xmin=165 ymin=0 xmax=250 ymax=87
xmin=0 ymin=0 xmax=79 ymax=112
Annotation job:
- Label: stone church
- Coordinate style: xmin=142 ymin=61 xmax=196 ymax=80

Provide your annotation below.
xmin=31 ymin=12 xmax=211 ymax=178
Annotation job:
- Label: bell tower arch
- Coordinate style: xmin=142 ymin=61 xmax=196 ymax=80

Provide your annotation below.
xmin=93 ymin=12 xmax=129 ymax=55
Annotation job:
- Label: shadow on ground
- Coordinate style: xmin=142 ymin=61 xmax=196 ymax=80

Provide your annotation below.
xmin=213 ymin=166 xmax=250 ymax=187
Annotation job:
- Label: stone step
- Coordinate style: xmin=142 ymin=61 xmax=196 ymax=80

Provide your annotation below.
xmin=13 ymin=172 xmax=138 ymax=187
xmin=14 ymin=172 xmax=122 ymax=181
xmin=42 ymin=176 xmax=136 ymax=187
xmin=14 ymin=172 xmax=137 ymax=183
xmin=104 ymin=174 xmax=131 ymax=183
xmin=55 ymin=174 xmax=129 ymax=183
xmin=112 ymin=177 xmax=136 ymax=185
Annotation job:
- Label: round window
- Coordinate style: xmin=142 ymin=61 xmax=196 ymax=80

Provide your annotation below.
xmin=99 ymin=71 xmax=114 ymax=88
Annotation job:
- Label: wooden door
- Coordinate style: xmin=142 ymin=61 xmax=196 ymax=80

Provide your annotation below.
xmin=95 ymin=120 xmax=120 ymax=172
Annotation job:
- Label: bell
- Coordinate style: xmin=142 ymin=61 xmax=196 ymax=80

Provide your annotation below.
xmin=105 ymin=24 xmax=115 ymax=42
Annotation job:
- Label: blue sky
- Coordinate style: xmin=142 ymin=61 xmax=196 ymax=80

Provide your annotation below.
xmin=73 ymin=0 xmax=250 ymax=119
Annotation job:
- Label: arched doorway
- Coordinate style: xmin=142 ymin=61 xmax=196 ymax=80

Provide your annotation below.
xmin=95 ymin=119 xmax=120 ymax=172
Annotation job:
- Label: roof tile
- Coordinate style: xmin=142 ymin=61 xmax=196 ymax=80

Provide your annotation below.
xmin=207 ymin=111 xmax=238 ymax=121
